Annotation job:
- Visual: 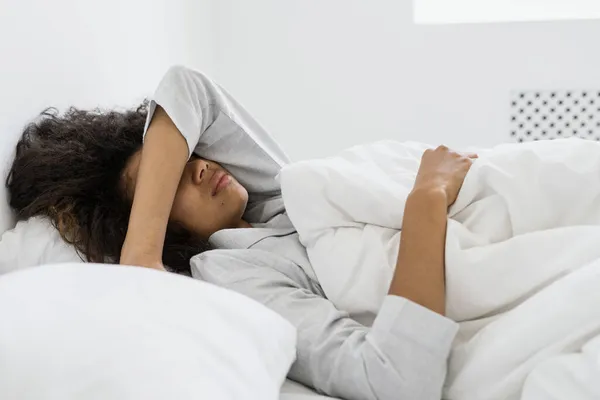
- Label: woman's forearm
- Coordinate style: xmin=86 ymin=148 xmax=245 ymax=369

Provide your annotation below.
xmin=120 ymin=106 xmax=188 ymax=268
xmin=388 ymin=187 xmax=448 ymax=315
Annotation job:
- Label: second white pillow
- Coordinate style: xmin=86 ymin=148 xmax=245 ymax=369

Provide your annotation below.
xmin=0 ymin=263 xmax=297 ymax=400
xmin=0 ymin=216 xmax=82 ymax=275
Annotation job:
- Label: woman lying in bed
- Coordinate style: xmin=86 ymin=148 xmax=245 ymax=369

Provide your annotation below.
xmin=7 ymin=66 xmax=476 ymax=400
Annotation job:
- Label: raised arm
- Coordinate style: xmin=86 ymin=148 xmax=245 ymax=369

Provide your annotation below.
xmin=120 ymin=107 xmax=188 ymax=270
xmin=121 ymin=65 xmax=291 ymax=269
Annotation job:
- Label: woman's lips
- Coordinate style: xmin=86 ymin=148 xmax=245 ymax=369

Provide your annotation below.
xmin=212 ymin=173 xmax=231 ymax=196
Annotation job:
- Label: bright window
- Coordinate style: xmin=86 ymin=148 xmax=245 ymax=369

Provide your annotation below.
xmin=414 ymin=0 xmax=600 ymax=24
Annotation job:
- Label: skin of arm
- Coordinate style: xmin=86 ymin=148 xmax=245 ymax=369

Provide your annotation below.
xmin=120 ymin=106 xmax=188 ymax=270
xmin=388 ymin=145 xmax=476 ymax=315
xmin=389 ymin=187 xmax=448 ymax=315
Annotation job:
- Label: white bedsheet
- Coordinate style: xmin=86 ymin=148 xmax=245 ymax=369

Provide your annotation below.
xmin=280 ymin=380 xmax=338 ymax=399
xmin=280 ymin=138 xmax=600 ymax=400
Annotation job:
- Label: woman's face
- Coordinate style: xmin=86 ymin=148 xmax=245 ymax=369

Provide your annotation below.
xmin=123 ymin=150 xmax=249 ymax=239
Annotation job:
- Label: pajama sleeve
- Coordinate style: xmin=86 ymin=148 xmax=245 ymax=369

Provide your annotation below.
xmin=143 ymin=65 xmax=290 ymax=222
xmin=193 ymin=249 xmax=459 ymax=400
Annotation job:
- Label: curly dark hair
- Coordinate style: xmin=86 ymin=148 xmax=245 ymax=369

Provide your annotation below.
xmin=6 ymin=102 xmax=209 ymax=273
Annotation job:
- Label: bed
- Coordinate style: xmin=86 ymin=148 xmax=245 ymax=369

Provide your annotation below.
xmin=0 ymin=99 xmax=338 ymax=400
xmin=280 ymin=380 xmax=338 ymax=399
xmin=0 ymin=263 xmax=330 ymax=400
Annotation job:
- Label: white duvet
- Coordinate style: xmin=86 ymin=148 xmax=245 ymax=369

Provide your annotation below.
xmin=280 ymin=138 xmax=600 ymax=400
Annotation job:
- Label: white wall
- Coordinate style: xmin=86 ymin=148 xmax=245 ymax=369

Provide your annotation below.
xmin=0 ymin=0 xmax=213 ymax=122
xmin=0 ymin=0 xmax=213 ymax=232
xmin=3 ymin=0 xmax=600 ymax=164
xmin=210 ymin=0 xmax=600 ymax=160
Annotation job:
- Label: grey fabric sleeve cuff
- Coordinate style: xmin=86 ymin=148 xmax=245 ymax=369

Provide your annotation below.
xmin=372 ymin=295 xmax=459 ymax=356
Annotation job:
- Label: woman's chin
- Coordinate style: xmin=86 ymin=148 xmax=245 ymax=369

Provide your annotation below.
xmin=233 ymin=182 xmax=249 ymax=205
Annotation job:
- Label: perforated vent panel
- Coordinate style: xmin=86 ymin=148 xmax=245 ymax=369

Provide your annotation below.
xmin=510 ymin=90 xmax=600 ymax=142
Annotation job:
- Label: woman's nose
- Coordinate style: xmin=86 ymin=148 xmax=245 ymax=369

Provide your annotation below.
xmin=192 ymin=160 xmax=210 ymax=185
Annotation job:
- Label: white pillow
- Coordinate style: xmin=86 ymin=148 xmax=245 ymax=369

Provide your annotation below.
xmin=0 ymin=216 xmax=82 ymax=275
xmin=0 ymin=263 xmax=297 ymax=400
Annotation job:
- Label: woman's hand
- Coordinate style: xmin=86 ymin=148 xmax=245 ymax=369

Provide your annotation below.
xmin=413 ymin=145 xmax=478 ymax=207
